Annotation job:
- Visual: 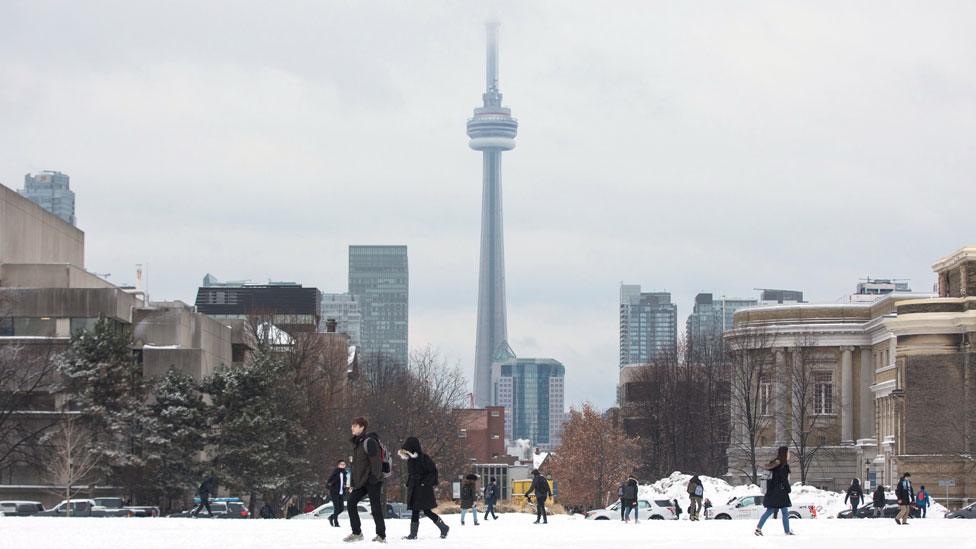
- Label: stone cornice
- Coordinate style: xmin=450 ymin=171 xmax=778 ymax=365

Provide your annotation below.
xmin=931 ymin=245 xmax=976 ymax=273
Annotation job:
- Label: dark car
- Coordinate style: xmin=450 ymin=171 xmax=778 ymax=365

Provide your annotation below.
xmin=837 ymin=499 xmax=921 ymax=519
xmin=92 ymin=497 xmax=159 ymax=517
xmin=168 ymin=499 xmax=249 ymax=519
xmin=0 ymin=501 xmax=45 ymax=516
xmin=945 ymin=502 xmax=976 ymax=519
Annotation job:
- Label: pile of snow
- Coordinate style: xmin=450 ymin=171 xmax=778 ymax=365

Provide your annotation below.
xmin=636 ymin=472 xmax=948 ymax=518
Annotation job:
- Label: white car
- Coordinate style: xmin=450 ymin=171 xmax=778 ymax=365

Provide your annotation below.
xmin=585 ymin=499 xmax=678 ymax=521
xmin=709 ymin=495 xmax=818 ymax=520
xmin=293 ymin=501 xmax=370 ymax=520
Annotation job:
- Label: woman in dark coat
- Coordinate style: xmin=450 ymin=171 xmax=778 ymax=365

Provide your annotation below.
xmin=399 ymin=437 xmax=450 ymax=540
xmin=755 ymin=446 xmax=794 ymax=536
xmin=844 ymin=478 xmax=864 ymax=514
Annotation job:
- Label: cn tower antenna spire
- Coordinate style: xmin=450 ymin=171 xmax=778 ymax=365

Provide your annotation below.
xmin=486 ymin=20 xmax=500 ymax=95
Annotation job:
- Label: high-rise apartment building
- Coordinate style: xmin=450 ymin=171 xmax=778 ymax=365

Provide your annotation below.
xmin=619 ymin=284 xmax=677 ymax=368
xmin=348 ymin=245 xmax=408 ymax=368
xmin=19 ymin=170 xmax=76 ymax=226
xmin=686 ymin=293 xmax=757 ymax=355
xmin=320 ymin=292 xmax=361 ymax=345
xmin=491 ymin=356 xmax=566 ymax=451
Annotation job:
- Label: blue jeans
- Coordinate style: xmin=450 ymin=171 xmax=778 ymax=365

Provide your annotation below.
xmin=461 ymin=506 xmax=479 ymax=524
xmin=623 ymin=501 xmax=638 ymax=521
xmin=757 ymin=507 xmax=790 ymax=533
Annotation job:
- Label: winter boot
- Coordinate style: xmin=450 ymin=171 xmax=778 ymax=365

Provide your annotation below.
xmin=436 ymin=518 xmax=450 ymax=539
xmin=343 ymin=533 xmax=365 ymax=543
xmin=403 ymin=521 xmax=419 ymax=540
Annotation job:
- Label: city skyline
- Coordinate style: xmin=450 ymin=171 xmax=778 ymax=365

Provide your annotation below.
xmin=2 ymin=3 xmax=973 ymax=409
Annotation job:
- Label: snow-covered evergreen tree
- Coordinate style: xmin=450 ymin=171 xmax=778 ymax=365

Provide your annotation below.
xmin=57 ymin=318 xmax=148 ymax=497
xmin=142 ymin=369 xmax=207 ymax=511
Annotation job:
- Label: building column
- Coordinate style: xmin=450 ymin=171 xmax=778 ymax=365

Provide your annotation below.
xmin=841 ymin=346 xmax=854 ymax=444
xmin=791 ymin=349 xmax=801 ymax=440
xmin=859 ymin=348 xmax=874 ymax=440
xmin=774 ymin=348 xmax=787 ymax=445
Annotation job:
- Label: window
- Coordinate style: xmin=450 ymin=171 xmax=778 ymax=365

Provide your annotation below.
xmin=814 ymin=372 xmax=833 ymax=414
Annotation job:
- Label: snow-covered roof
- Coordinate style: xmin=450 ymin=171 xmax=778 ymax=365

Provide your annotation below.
xmin=533 ymin=452 xmax=550 ymax=469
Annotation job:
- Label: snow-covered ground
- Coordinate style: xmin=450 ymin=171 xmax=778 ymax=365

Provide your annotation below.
xmin=1 ymin=514 xmax=971 ymax=549
xmin=638 ymin=472 xmax=949 ymax=518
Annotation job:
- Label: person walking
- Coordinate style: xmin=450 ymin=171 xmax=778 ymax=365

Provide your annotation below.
xmin=754 ymin=446 xmax=794 ymax=536
xmin=844 ymin=479 xmax=864 ymax=515
xmin=916 ymin=485 xmax=929 ymax=518
xmin=872 ymin=485 xmax=886 ymax=518
xmin=621 ymin=476 xmax=639 ymax=523
xmin=524 ymin=469 xmax=552 ymax=524
xmin=259 ymin=501 xmax=274 ymax=519
xmin=895 ymin=472 xmax=914 ymax=525
xmin=344 ymin=417 xmax=387 ymax=543
xmin=459 ymin=474 xmax=480 ymax=525
xmin=673 ymin=498 xmax=682 ymax=520
xmin=286 ymin=497 xmax=301 ymax=519
xmin=327 ymin=460 xmax=350 ymax=527
xmin=687 ymin=475 xmax=704 ymax=521
xmin=398 ymin=437 xmax=450 ymax=540
xmin=191 ymin=473 xmax=217 ymax=517
xmin=483 ymin=477 xmax=499 ymax=521
xmin=617 ymin=482 xmax=626 ymax=521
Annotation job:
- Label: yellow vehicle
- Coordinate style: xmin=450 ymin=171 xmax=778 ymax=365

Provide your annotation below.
xmin=511 ymin=479 xmax=556 ymax=506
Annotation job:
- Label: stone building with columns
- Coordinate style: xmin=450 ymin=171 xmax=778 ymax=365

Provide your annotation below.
xmin=726 ymin=246 xmax=976 ymax=507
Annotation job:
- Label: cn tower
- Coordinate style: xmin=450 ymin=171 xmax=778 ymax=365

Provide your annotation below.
xmin=468 ymin=21 xmax=518 ymax=408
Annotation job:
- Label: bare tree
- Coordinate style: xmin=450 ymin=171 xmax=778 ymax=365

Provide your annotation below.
xmin=43 ymin=415 xmax=100 ymax=516
xmin=725 ymin=325 xmax=776 ymax=485
xmin=0 ymin=342 xmax=61 ymax=472
xmin=787 ymin=335 xmax=830 ymax=485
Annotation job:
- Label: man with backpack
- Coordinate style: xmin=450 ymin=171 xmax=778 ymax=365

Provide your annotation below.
xmin=483 ymin=477 xmax=499 ymax=521
xmin=345 ymin=417 xmax=388 ymax=543
xmin=687 ymin=475 xmax=704 ymax=521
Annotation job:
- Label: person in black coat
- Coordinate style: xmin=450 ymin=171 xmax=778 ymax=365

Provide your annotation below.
xmin=524 ymin=469 xmax=552 ymax=524
xmin=191 ymin=473 xmax=217 ymax=517
xmin=872 ymin=485 xmax=886 ymax=518
xmin=326 ymin=460 xmax=349 ymax=527
xmin=844 ymin=479 xmax=864 ymax=515
xmin=459 ymin=474 xmax=480 ymax=525
xmin=399 ymin=437 xmax=450 ymax=540
xmin=755 ymin=446 xmax=794 ymax=536
xmin=483 ymin=477 xmax=499 ymax=521
xmin=621 ymin=476 xmax=639 ymax=523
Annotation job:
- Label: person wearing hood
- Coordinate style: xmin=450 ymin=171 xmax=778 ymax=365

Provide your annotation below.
xmin=872 ymin=485 xmax=886 ymax=518
xmin=687 ymin=475 xmax=704 ymax=521
xmin=344 ymin=417 xmax=386 ymax=543
xmin=844 ymin=479 xmax=864 ymax=514
xmin=621 ymin=476 xmax=639 ymax=523
xmin=460 ymin=474 xmax=480 ymax=525
xmin=398 ymin=437 xmax=450 ymax=540
xmin=524 ymin=469 xmax=552 ymax=524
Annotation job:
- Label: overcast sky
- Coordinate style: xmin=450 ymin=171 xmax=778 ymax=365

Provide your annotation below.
xmin=2 ymin=1 xmax=975 ymax=410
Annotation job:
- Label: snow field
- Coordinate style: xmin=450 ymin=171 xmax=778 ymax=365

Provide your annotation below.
xmin=1 ymin=513 xmax=971 ymax=549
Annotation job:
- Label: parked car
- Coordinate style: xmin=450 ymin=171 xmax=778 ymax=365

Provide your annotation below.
xmin=168 ymin=499 xmax=249 ymax=519
xmin=0 ymin=501 xmax=44 ymax=516
xmin=710 ymin=495 xmax=817 ymax=520
xmin=293 ymin=501 xmax=370 ymax=520
xmin=837 ymin=499 xmax=921 ymax=519
xmin=93 ymin=497 xmax=159 ymax=517
xmin=34 ymin=499 xmax=132 ymax=517
xmin=585 ymin=499 xmax=678 ymax=520
xmin=386 ymin=502 xmax=411 ymax=519
xmin=945 ymin=502 xmax=976 ymax=519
